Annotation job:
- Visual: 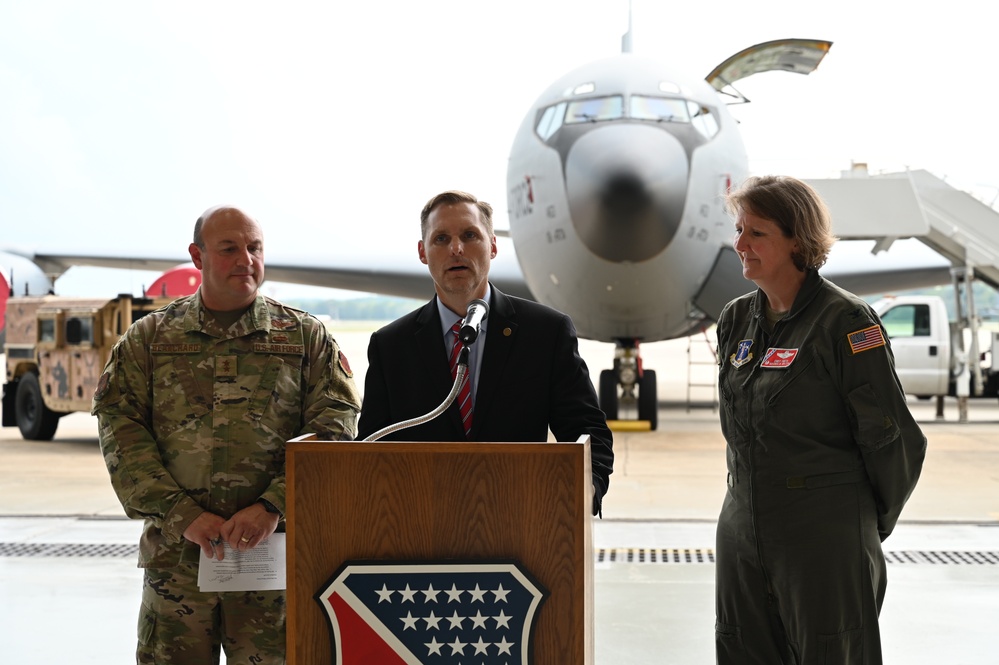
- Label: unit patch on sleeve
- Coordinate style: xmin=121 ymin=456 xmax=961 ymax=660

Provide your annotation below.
xmin=847 ymin=325 xmax=886 ymax=354
xmin=338 ymin=350 xmax=353 ymax=378
xmin=761 ymin=348 xmax=798 ymax=368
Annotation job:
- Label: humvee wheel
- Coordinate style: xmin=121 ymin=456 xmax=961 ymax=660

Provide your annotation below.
xmin=15 ymin=372 xmax=60 ymax=440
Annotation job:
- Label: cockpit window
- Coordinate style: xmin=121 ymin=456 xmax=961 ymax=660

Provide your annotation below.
xmin=688 ymin=102 xmax=720 ymax=138
xmin=536 ymin=102 xmax=567 ymax=141
xmin=630 ymin=96 xmax=690 ymax=123
xmin=564 ymin=96 xmax=623 ymax=124
xmin=534 ymin=94 xmax=720 ymax=141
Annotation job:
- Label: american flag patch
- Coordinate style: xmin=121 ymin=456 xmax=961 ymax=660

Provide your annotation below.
xmin=848 ymin=325 xmax=886 ymax=354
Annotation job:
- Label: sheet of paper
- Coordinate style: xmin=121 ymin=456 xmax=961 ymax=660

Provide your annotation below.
xmin=197 ymin=533 xmax=286 ymax=592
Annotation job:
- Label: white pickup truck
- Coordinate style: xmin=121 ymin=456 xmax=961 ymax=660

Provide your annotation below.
xmin=872 ymin=294 xmax=999 ymax=399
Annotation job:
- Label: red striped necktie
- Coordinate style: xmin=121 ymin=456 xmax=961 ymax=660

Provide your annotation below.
xmin=448 ymin=322 xmax=473 ymax=438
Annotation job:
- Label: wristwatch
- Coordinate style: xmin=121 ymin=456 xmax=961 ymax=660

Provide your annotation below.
xmin=258 ymin=499 xmax=282 ymax=516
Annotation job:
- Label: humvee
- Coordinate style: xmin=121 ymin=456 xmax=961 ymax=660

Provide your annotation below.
xmin=2 ymin=293 xmax=173 ymax=440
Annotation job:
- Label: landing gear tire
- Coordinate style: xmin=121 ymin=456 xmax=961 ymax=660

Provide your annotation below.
xmin=599 ymin=369 xmax=619 ymax=421
xmin=638 ymin=369 xmax=658 ymax=431
xmin=15 ymin=372 xmax=60 ymax=440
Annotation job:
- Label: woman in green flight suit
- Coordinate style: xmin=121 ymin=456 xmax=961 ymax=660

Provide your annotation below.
xmin=714 ymin=175 xmax=926 ymax=664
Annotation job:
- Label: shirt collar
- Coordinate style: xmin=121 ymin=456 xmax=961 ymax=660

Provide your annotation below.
xmin=436 ymin=284 xmax=492 ymax=338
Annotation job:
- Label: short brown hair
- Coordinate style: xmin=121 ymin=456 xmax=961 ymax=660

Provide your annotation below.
xmin=420 ymin=190 xmax=494 ymax=238
xmin=725 ymin=175 xmax=837 ymax=271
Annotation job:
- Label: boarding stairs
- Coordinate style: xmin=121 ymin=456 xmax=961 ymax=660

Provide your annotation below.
xmin=810 ymin=166 xmax=999 ymax=400
xmin=686 ymin=327 xmax=719 ymax=412
xmin=808 ymin=167 xmax=999 ymax=291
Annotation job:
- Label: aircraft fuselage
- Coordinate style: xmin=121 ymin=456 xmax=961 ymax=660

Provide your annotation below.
xmin=507 ymin=54 xmax=749 ymax=344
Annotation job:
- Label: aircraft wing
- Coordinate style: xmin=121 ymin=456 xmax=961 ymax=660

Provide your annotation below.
xmin=263 ymin=249 xmax=534 ymax=301
xmin=10 ymin=250 xmax=187 ymax=277
xmin=2 ymin=241 xmax=535 ymax=302
xmin=706 ymin=38 xmax=832 ymax=100
xmin=693 ymin=240 xmax=952 ymax=323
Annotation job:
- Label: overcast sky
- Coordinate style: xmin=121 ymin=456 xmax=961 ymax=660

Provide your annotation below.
xmin=1 ymin=0 xmax=996 ymax=299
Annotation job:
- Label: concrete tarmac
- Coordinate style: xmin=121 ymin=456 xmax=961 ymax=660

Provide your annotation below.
xmin=2 ymin=329 xmax=998 ymax=663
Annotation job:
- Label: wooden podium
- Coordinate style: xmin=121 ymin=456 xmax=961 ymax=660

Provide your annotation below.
xmin=286 ymin=437 xmax=594 ymax=665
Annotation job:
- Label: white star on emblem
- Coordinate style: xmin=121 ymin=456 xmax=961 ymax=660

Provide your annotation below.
xmin=424 ymin=637 xmax=443 ymax=656
xmin=446 ymin=610 xmax=465 ymax=629
xmin=421 ymin=583 xmax=440 ymax=603
xmin=469 ymin=610 xmax=488 ymax=629
xmin=493 ymin=610 xmax=511 ymax=628
xmin=423 ymin=611 xmax=442 ymax=630
xmin=400 ymin=611 xmax=418 ymax=630
xmin=471 ymin=636 xmax=490 ymax=655
xmin=448 ymin=636 xmax=467 ymax=655
xmin=495 ymin=636 xmax=514 ymax=655
xmin=399 ymin=584 xmax=417 ymax=603
xmin=467 ymin=583 xmax=487 ymax=603
xmin=445 ymin=583 xmax=464 ymax=603
xmin=491 ymin=583 xmax=510 ymax=603
xmin=375 ymin=583 xmax=394 ymax=603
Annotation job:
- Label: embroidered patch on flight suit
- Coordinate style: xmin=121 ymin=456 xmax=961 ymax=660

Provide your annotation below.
xmin=847 ymin=325 xmax=886 ymax=354
xmin=761 ymin=348 xmax=798 ymax=368
xmin=272 ymin=333 xmax=289 ymax=343
xmin=150 ymin=343 xmax=201 ymax=354
xmin=216 ymin=355 xmax=238 ymax=377
xmin=253 ymin=343 xmax=305 ymax=354
xmin=729 ymin=339 xmax=754 ymax=368
xmin=94 ymin=371 xmax=110 ymax=400
xmin=338 ymin=350 xmax=353 ymax=378
xmin=270 ymin=316 xmax=298 ymax=330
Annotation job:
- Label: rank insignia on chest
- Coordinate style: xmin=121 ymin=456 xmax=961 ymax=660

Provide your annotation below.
xmin=761 ymin=347 xmax=799 ymax=368
xmin=730 ymin=339 xmax=754 ymax=368
xmin=215 ymin=355 xmax=237 ymax=377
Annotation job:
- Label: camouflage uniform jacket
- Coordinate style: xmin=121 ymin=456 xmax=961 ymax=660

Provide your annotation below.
xmin=92 ymin=292 xmax=360 ymax=568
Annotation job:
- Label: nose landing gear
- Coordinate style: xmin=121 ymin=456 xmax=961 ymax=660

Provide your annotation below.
xmin=598 ymin=339 xmax=658 ymax=430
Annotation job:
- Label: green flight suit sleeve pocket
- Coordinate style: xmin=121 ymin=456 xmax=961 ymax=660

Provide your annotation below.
xmin=846 ymin=383 xmax=901 ymax=452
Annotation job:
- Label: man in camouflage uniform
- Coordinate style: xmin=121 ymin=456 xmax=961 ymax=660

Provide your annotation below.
xmin=92 ymin=206 xmax=360 ymax=664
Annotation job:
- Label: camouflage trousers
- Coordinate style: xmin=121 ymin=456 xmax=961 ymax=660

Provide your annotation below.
xmin=137 ymin=564 xmax=285 ymax=664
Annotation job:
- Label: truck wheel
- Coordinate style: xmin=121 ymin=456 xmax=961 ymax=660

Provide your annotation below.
xmin=15 ymin=372 xmax=60 ymax=440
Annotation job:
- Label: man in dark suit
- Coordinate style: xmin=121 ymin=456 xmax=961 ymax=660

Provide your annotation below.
xmin=357 ymin=190 xmax=613 ymax=515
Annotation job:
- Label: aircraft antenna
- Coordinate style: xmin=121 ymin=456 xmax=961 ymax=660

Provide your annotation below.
xmin=621 ymin=0 xmax=633 ymax=53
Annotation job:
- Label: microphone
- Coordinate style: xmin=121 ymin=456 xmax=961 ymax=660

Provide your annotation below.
xmin=459 ymin=298 xmax=489 ymax=345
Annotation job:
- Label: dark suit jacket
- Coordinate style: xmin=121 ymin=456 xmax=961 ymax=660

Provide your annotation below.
xmin=357 ymin=285 xmax=613 ymax=514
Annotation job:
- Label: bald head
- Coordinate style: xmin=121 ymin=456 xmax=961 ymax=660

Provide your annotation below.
xmin=189 ymin=206 xmax=265 ymax=311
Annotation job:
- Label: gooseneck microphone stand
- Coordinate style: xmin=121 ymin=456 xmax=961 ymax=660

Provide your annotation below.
xmin=362 ymin=345 xmax=471 ymax=442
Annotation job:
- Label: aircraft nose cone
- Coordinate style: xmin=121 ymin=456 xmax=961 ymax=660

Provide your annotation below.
xmin=564 ymin=124 xmax=689 ymax=262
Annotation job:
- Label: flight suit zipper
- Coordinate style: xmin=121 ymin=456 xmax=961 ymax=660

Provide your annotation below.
xmin=746 ymin=325 xmax=775 ymax=616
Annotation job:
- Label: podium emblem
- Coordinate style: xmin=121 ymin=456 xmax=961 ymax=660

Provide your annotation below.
xmin=316 ymin=561 xmax=547 ymax=664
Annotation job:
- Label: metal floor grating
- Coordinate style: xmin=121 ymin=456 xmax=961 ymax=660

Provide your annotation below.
xmin=0 ymin=542 xmax=138 ymax=558
xmin=594 ymin=548 xmax=999 ymax=566
xmin=1 ymin=543 xmax=997 ymax=565
xmin=597 ymin=548 xmax=716 ymax=564
xmin=883 ymin=550 xmax=999 ymax=565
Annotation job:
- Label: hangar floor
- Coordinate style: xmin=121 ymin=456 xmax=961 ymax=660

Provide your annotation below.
xmin=2 ymin=333 xmax=997 ymax=663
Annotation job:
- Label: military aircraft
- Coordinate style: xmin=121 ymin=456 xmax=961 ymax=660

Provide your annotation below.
xmin=0 ymin=37 xmax=962 ymax=430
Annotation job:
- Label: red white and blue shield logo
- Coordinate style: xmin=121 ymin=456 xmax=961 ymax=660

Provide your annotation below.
xmin=315 ymin=561 xmax=547 ymax=664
